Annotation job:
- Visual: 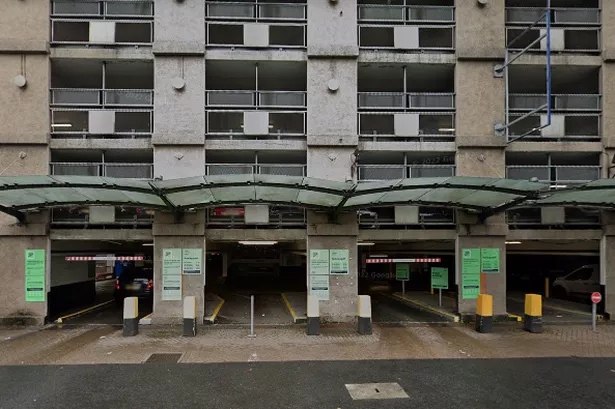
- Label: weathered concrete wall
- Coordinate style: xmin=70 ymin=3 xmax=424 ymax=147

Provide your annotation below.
xmin=602 ymin=1 xmax=615 ymax=60
xmin=153 ymin=57 xmax=205 ymax=145
xmin=0 ymin=1 xmax=49 ymax=52
xmin=154 ymin=146 xmax=205 ymax=180
xmin=455 ymin=0 xmax=505 ymax=60
xmin=0 ymin=236 xmax=49 ymax=325
xmin=0 ymin=55 xmax=49 ymax=144
xmin=602 ymin=235 xmax=615 ymax=318
xmin=307 ymin=0 xmax=358 ymax=56
xmin=602 ymin=63 xmax=615 ymax=147
xmin=154 ymin=1 xmax=205 ymax=54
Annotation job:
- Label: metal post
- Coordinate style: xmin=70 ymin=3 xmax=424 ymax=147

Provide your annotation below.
xmin=249 ymin=295 xmax=256 ymax=338
xmin=402 ymin=280 xmax=406 ymax=295
xmin=439 ymin=289 xmax=442 ymax=307
xmin=592 ymin=302 xmax=597 ymax=332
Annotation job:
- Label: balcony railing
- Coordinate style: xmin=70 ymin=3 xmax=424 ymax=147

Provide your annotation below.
xmin=51 ymin=88 xmax=154 ymax=107
xmin=358 ymin=24 xmax=454 ymax=51
xmin=358 ymin=112 xmax=455 ymax=141
xmin=206 ymin=205 xmax=306 ymax=228
xmin=507 ymin=208 xmax=601 ymax=228
xmin=506 ymin=7 xmax=600 ymax=25
xmin=358 ymin=5 xmax=454 ymax=23
xmin=206 ymin=90 xmax=306 ymax=108
xmin=358 ymin=92 xmax=455 ymax=110
xmin=506 ymin=26 xmax=599 ymax=53
xmin=509 ymin=94 xmax=600 ymax=112
xmin=51 ymin=1 xmax=154 ymax=17
xmin=357 ymin=164 xmax=455 ymax=181
xmin=506 ymin=113 xmax=600 ymax=141
xmin=206 ymin=164 xmax=307 ymax=177
xmin=51 ymin=108 xmax=153 ymax=138
xmin=206 ymin=2 xmax=306 ymax=21
xmin=506 ymin=165 xmax=601 ymax=186
xmin=51 ymin=162 xmax=154 ymax=179
xmin=51 ymin=207 xmax=154 ymax=226
xmin=358 ymin=207 xmax=455 ymax=228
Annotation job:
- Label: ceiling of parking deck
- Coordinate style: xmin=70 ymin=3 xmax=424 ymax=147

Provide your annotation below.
xmin=0 ymin=175 xmax=555 ymax=223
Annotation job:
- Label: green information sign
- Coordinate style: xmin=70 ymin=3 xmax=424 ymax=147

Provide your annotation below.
xmin=182 ymin=248 xmax=203 ymax=275
xmin=461 ymin=248 xmax=481 ymax=300
xmin=481 ymin=248 xmax=500 ymax=274
xmin=431 ymin=267 xmax=449 ymax=289
xmin=309 ymin=249 xmax=330 ymax=275
xmin=329 ymin=249 xmax=349 ymax=275
xmin=395 ymin=264 xmax=410 ymax=281
xmin=25 ymin=249 xmax=46 ymax=302
xmin=162 ymin=248 xmax=182 ymax=300
xmin=309 ymin=275 xmax=330 ymax=301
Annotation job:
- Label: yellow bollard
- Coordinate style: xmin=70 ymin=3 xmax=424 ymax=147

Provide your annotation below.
xmin=475 ymin=294 xmax=493 ymax=333
xmin=524 ymin=293 xmax=543 ymax=333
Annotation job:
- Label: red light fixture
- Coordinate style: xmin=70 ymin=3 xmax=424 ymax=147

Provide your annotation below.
xmin=115 ymin=279 xmax=120 ymax=290
xmin=147 ymin=279 xmax=153 ymax=290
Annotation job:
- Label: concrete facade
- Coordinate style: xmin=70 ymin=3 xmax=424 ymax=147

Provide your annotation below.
xmin=0 ymin=0 xmax=613 ymax=325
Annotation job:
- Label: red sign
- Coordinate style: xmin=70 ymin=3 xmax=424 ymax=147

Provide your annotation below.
xmin=591 ymin=292 xmax=602 ymax=304
xmin=65 ymin=256 xmax=144 ymax=261
xmin=366 ymin=258 xmax=441 ymax=264
xmin=212 ymin=207 xmax=244 ymax=217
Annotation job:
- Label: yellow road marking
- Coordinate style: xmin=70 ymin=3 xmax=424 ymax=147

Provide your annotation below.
xmin=390 ymin=293 xmax=460 ymax=322
xmin=508 ymin=297 xmax=602 ymax=318
xmin=281 ymin=293 xmax=299 ymax=322
xmin=205 ymin=294 xmax=225 ymax=323
xmin=508 ymin=313 xmax=523 ymax=322
xmin=55 ymin=299 xmax=115 ymax=323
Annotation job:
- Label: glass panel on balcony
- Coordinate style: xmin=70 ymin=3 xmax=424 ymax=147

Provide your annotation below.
xmin=554 ymin=9 xmax=600 ymax=24
xmin=115 ymin=22 xmax=151 ymax=43
xmin=555 ymin=95 xmax=600 ymax=110
xmin=359 ymin=93 xmax=404 ymax=109
xmin=360 ymin=114 xmax=394 ymax=135
xmin=52 ymin=111 xmax=89 ymax=132
xmin=566 ymin=116 xmax=599 ymax=137
xmin=507 ymin=166 xmax=550 ymax=181
xmin=359 ymin=5 xmax=405 ymax=21
xmin=207 ymin=24 xmax=243 ymax=45
xmin=115 ymin=111 xmax=151 ymax=133
xmin=409 ymin=7 xmax=454 ymax=21
xmin=259 ymin=4 xmax=305 ymax=19
xmin=269 ymin=25 xmax=305 ymax=47
xmin=53 ymin=21 xmax=90 ymax=42
xmin=420 ymin=28 xmax=454 ymax=48
xmin=207 ymin=165 xmax=254 ymax=175
xmin=420 ymin=114 xmax=454 ymax=135
xmin=208 ymin=91 xmax=254 ymax=106
xmin=556 ymin=166 xmax=600 ymax=183
xmin=207 ymin=3 xmax=254 ymax=18
xmin=104 ymin=90 xmax=152 ymax=105
xmin=52 ymin=90 xmax=100 ymax=105
xmin=53 ymin=1 xmax=100 ymax=15
xmin=506 ymin=8 xmax=544 ymax=23
xmin=410 ymin=94 xmax=454 ymax=109
xmin=208 ymin=112 xmax=243 ymax=134
xmin=259 ymin=92 xmax=305 ymax=107
xmin=269 ymin=112 xmax=304 ymax=134
xmin=52 ymin=163 xmax=100 ymax=176
xmin=359 ymin=166 xmax=405 ymax=181
xmin=259 ymin=165 xmax=305 ymax=177
xmin=106 ymin=2 xmax=153 ymax=16
xmin=409 ymin=166 xmax=454 ymax=178
xmin=105 ymin=164 xmax=152 ymax=179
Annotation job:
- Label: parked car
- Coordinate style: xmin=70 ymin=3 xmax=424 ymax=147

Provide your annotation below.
xmin=552 ymin=264 xmax=600 ymax=300
xmin=114 ymin=266 xmax=153 ymax=305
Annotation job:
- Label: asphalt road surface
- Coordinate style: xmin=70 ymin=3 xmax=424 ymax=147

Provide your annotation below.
xmin=1 ymin=357 xmax=614 ymax=409
xmin=371 ymin=294 xmax=447 ymax=324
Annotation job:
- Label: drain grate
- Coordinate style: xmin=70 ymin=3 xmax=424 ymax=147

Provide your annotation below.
xmin=144 ymin=353 xmax=182 ymax=364
xmin=345 ymin=383 xmax=409 ymax=400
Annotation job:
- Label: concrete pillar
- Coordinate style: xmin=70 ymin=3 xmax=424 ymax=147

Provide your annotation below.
xmin=456 ymin=234 xmax=507 ymax=318
xmin=600 ymin=232 xmax=615 ymax=319
xmin=602 ymin=0 xmax=615 ymax=61
xmin=152 ymin=212 xmax=206 ymax=325
xmin=221 ymin=252 xmax=228 ymax=280
xmin=455 ymin=0 xmax=505 ymax=60
xmin=601 ymin=64 xmax=615 ymax=149
xmin=153 ymin=0 xmax=205 ymax=54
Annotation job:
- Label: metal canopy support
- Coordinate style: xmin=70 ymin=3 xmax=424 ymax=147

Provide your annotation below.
xmin=495 ymin=0 xmax=552 ymax=143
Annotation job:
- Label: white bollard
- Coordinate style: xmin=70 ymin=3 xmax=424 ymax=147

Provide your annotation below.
xmin=306 ymin=295 xmax=320 ymax=336
xmin=183 ymin=296 xmax=197 ymax=337
xmin=123 ymin=297 xmax=138 ymax=337
xmin=357 ymin=295 xmax=372 ymax=335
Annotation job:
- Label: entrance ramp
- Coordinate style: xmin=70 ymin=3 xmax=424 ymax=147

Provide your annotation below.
xmin=281 ymin=292 xmax=307 ymax=323
xmin=386 ymin=291 xmax=460 ymax=323
xmin=507 ymin=292 xmax=601 ymax=324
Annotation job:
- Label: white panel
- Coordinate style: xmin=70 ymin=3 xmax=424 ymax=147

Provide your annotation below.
xmin=394 ymin=113 xmax=419 ymax=137
xmin=540 ymin=28 xmax=565 ymax=51
xmin=358 ymin=295 xmax=371 ymax=318
xmin=89 ymin=21 xmax=116 ymax=44
xmin=243 ymin=23 xmax=269 ymax=47
xmin=541 ymin=114 xmax=565 ymax=137
xmin=394 ymin=26 xmax=419 ymax=50
xmin=243 ymin=111 xmax=269 ymax=135
xmin=244 ymin=204 xmax=269 ymax=224
xmin=89 ymin=206 xmax=116 ymax=224
xmin=394 ymin=206 xmax=419 ymax=225
xmin=307 ymin=295 xmax=320 ymax=317
xmin=88 ymin=110 xmax=115 ymax=134
xmin=183 ymin=296 xmax=197 ymax=319
xmin=541 ymin=207 xmax=566 ymax=225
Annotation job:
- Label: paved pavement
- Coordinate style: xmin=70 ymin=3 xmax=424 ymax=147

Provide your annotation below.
xmin=1 ymin=357 xmax=614 ymax=409
xmin=216 ymin=292 xmax=294 ymax=325
xmin=507 ymin=297 xmax=592 ymax=323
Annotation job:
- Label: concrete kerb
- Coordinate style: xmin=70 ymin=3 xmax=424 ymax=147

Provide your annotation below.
xmin=54 ymin=299 xmax=115 ymax=324
xmin=281 ymin=293 xmax=308 ymax=324
xmin=388 ymin=293 xmax=460 ymax=323
xmin=204 ymin=293 xmax=225 ymax=324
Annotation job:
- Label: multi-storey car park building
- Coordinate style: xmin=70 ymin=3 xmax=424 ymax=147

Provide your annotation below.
xmin=1 ymin=0 xmax=615 ymax=326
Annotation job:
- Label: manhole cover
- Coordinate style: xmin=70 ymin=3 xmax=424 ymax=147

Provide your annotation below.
xmin=345 ymin=383 xmax=409 ymax=400
xmin=144 ymin=353 xmax=182 ymax=364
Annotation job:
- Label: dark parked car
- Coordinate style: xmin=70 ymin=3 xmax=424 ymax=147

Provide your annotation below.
xmin=114 ymin=266 xmax=153 ymax=305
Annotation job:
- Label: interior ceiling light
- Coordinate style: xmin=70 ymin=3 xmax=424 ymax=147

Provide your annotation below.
xmin=505 ymin=241 xmax=522 ymax=245
xmin=142 ymin=243 xmax=154 ymax=247
xmin=369 ymin=254 xmax=388 ymax=258
xmin=357 ymin=242 xmax=376 ymax=246
xmin=438 ymin=128 xmax=456 ymax=132
xmin=238 ymin=241 xmax=278 ymax=245
xmin=51 ymin=123 xmax=73 ymax=128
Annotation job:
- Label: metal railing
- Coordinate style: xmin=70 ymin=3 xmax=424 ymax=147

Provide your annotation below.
xmin=358 ymin=92 xmax=455 ymax=110
xmin=206 ymin=110 xmax=306 ymax=138
xmin=358 ymin=24 xmax=454 ymax=51
xmin=51 ymin=207 xmax=154 ymax=226
xmin=507 ymin=207 xmax=601 ymax=227
xmin=51 ymin=162 xmax=153 ymax=179
xmin=506 ymin=165 xmax=601 ymax=186
xmin=509 ymin=94 xmax=600 ymax=111
xmin=51 ymin=19 xmax=154 ymax=45
xmin=206 ymin=2 xmax=306 ymax=21
xmin=51 ymin=0 xmax=154 ymax=17
xmin=506 ymin=26 xmax=600 ymax=53
xmin=51 ymin=88 xmax=154 ymax=107
xmin=358 ymin=112 xmax=455 ymax=140
xmin=206 ymin=206 xmax=307 ymax=227
xmin=358 ymin=5 xmax=454 ymax=23
xmin=358 ymin=207 xmax=455 ymax=227
xmin=51 ymin=109 xmax=153 ymax=136
xmin=506 ymin=113 xmax=600 ymax=141
xmin=206 ymin=163 xmax=307 ymax=177
xmin=206 ymin=22 xmax=307 ymax=48
xmin=357 ymin=164 xmax=455 ymax=181
xmin=206 ymin=90 xmax=306 ymax=108
xmin=506 ymin=7 xmax=600 ymax=25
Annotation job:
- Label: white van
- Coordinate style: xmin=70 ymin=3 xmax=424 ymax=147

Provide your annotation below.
xmin=552 ymin=264 xmax=600 ymax=299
